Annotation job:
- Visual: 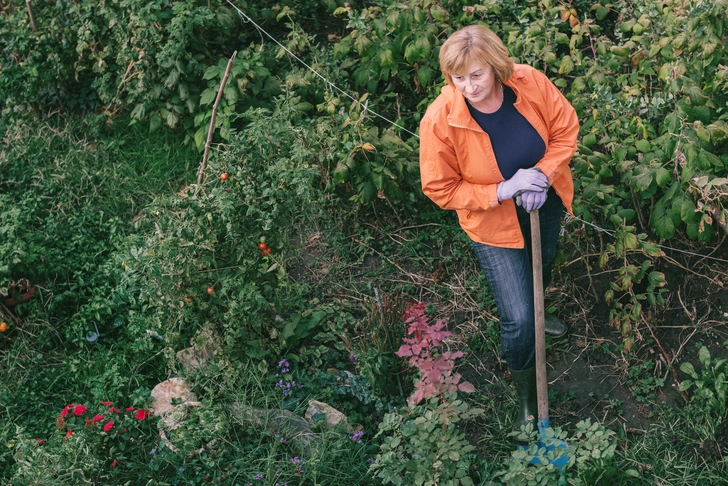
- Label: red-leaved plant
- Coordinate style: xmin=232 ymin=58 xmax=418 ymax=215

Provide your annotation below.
xmin=396 ymin=302 xmax=475 ymax=405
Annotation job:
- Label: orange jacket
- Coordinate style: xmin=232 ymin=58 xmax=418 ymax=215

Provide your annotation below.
xmin=419 ymin=64 xmax=579 ymax=248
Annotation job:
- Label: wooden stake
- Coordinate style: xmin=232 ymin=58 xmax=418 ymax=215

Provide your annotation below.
xmin=196 ymin=51 xmax=237 ymax=186
xmin=26 ymin=0 xmax=37 ymax=31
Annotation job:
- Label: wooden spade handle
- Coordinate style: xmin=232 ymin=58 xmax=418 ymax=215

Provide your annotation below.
xmin=530 ymin=209 xmax=549 ymax=422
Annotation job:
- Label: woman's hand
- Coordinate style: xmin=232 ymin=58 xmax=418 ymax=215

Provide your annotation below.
xmin=497 ymin=168 xmax=548 ymax=201
xmin=516 ymin=190 xmax=548 ymax=212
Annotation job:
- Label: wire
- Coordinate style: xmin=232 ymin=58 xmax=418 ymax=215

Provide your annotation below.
xmin=567 ymin=214 xmax=728 ymax=264
xmin=224 ymin=0 xmax=420 ymax=139
xmin=225 ymin=0 xmax=728 ymax=266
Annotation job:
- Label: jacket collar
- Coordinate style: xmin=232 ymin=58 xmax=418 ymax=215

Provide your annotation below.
xmin=443 ymin=65 xmax=528 ymax=130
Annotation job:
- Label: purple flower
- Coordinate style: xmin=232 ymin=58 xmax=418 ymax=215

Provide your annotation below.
xmin=277 ymin=359 xmax=290 ymax=373
xmin=349 ymin=430 xmax=364 ymax=444
xmin=254 ymin=472 xmax=264 ymax=480
xmin=349 ymin=354 xmax=357 ymax=363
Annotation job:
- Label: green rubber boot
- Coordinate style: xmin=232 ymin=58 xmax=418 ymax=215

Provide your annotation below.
xmin=510 ymin=366 xmax=538 ymax=444
xmin=545 ymin=312 xmax=568 ymax=339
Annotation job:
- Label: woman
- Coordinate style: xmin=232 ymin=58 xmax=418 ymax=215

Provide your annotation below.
xmin=419 ymin=25 xmax=579 ymax=441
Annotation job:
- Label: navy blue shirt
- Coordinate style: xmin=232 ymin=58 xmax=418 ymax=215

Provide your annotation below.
xmin=467 ymin=85 xmax=546 ymax=180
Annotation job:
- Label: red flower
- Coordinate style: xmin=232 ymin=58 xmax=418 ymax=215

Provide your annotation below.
xmin=65 ymin=430 xmax=73 ymax=437
xmin=125 ymin=406 xmax=136 ymax=411
xmin=101 ymin=401 xmax=113 ymax=406
xmin=73 ymin=405 xmax=88 ymax=416
xmin=35 ymin=438 xmax=45 ymax=445
xmin=134 ymin=409 xmax=151 ymax=420
xmin=85 ymin=419 xmax=92 ymax=427
xmin=103 ymin=421 xmax=114 ymax=432
xmin=93 ymin=414 xmax=104 ymax=422
xmin=59 ymin=405 xmax=71 ymax=417
xmin=109 ymin=407 xmax=121 ymax=414
xmin=111 ymin=458 xmax=118 ymax=467
xmin=56 ymin=417 xmax=65 ymax=428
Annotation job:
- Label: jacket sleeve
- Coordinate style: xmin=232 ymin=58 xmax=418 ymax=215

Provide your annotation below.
xmin=531 ymin=70 xmax=579 ymax=182
xmin=419 ymin=112 xmax=500 ymax=212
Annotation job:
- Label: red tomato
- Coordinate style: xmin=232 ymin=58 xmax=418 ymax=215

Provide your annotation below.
xmin=207 ymin=287 xmax=215 ymax=295
xmin=258 ymin=242 xmax=268 ymax=250
xmin=220 ymin=173 xmax=228 ymax=181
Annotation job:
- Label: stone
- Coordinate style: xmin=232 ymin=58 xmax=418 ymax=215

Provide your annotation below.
xmin=150 ymin=377 xmax=199 ymax=430
xmin=228 ymin=403 xmax=320 ymax=452
xmin=176 ymin=326 xmax=222 ymax=372
xmin=305 ymin=399 xmax=352 ymax=432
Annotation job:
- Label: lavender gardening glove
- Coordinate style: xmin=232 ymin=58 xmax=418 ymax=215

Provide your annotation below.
xmin=497 ymin=168 xmax=548 ymax=201
xmin=516 ymin=190 xmax=548 ymax=212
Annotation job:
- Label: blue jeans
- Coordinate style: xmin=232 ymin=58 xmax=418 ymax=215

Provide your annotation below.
xmin=472 ymin=188 xmax=564 ymax=371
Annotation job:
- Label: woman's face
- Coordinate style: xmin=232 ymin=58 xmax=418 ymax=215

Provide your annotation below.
xmin=450 ymin=60 xmax=499 ymax=108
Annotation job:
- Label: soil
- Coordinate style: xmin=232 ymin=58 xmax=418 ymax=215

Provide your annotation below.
xmin=289 ymin=218 xmax=728 ymax=461
xmin=459 ymin=230 xmax=728 ymax=456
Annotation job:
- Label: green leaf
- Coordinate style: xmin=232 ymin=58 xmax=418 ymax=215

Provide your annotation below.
xmin=655 ymin=167 xmax=671 ymax=187
xmin=149 ymin=113 xmax=162 ymax=133
xmin=417 ymin=65 xmax=433 ymax=87
xmin=652 ymin=210 xmax=675 ymax=239
xmin=558 ymin=55 xmax=574 ymax=75
xmin=379 ymin=48 xmax=396 ymax=68
xmin=692 ymin=106 xmax=711 ymax=124
xmin=647 ymin=271 xmax=666 ymax=287
xmin=194 ymin=127 xmax=206 ymax=150
xmin=333 ymin=161 xmax=349 ymax=183
xmin=698 ymin=149 xmax=722 ymax=169
xmin=165 ymin=110 xmax=178 ymax=128
xmin=203 ymin=65 xmax=220 ymax=80
xmin=430 ymin=5 xmax=448 ymax=21
xmin=360 ymin=181 xmax=376 ymax=203
xmin=617 ymin=208 xmax=637 ymax=222
xmin=282 ymin=314 xmax=301 ymax=340
xmin=679 ymin=362 xmax=698 ymax=379
xmin=635 ymin=139 xmax=651 ymax=153
xmin=699 ymin=346 xmax=711 ymax=367
xmin=680 ymin=198 xmax=697 ymax=223
xmin=696 ymin=125 xmax=711 ymax=142
xmin=200 ymin=88 xmax=217 ymax=106
xmin=130 ymin=103 xmax=146 ymax=120
xmin=633 ymin=170 xmax=654 ymax=192
xmin=404 ymin=41 xmax=421 ymax=63
xmin=583 ymin=133 xmax=597 ymax=147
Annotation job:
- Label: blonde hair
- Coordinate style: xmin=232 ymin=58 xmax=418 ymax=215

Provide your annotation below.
xmin=438 ymin=25 xmax=514 ymax=86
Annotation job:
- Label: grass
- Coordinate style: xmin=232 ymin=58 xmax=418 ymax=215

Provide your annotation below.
xmin=2 ymin=115 xmax=728 ymax=484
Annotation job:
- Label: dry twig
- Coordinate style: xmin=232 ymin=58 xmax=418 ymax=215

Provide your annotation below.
xmin=197 ymin=51 xmax=237 ymax=186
